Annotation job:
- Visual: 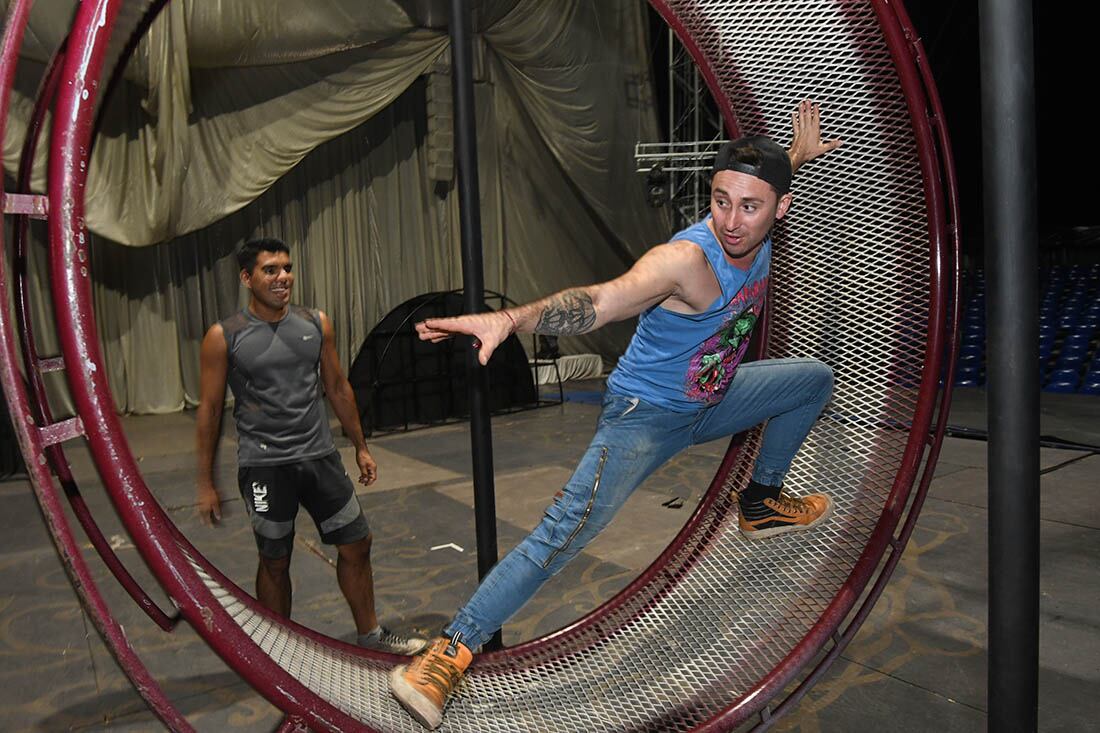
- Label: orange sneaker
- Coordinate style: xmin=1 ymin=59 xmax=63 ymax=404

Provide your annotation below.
xmin=738 ymin=491 xmax=833 ymax=539
xmin=389 ymin=635 xmax=472 ymax=729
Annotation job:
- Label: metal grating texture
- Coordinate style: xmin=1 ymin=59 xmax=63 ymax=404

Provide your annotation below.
xmin=4 ymin=0 xmax=950 ymax=730
xmin=186 ymin=0 xmax=946 ymax=730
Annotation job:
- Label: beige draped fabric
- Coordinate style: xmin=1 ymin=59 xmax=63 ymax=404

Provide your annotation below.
xmin=7 ymin=9 xmax=451 ymax=244
xmin=3 ymin=0 xmax=670 ymax=414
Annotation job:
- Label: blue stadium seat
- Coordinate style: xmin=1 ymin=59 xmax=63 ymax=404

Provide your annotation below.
xmin=1057 ymin=343 xmax=1088 ymax=360
xmin=1055 ymin=356 xmax=1086 ymax=373
xmin=1045 ymin=368 xmax=1080 ymax=392
xmin=966 ymin=267 xmax=1097 ymax=397
xmin=1063 ymin=333 xmax=1092 ymax=349
xmin=958 ymin=346 xmax=983 ymax=365
xmin=954 ymin=365 xmax=984 ymax=387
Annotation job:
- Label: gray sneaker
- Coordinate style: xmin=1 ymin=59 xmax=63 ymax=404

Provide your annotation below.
xmin=358 ymin=626 xmax=429 ymax=655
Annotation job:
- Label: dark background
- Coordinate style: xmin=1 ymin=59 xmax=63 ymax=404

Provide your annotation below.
xmin=648 ymin=1 xmax=1097 ymax=261
xmin=905 ymin=1 xmax=1095 ymax=258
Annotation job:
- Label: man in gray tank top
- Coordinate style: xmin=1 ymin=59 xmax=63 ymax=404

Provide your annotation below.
xmin=195 ymin=237 xmax=425 ymax=655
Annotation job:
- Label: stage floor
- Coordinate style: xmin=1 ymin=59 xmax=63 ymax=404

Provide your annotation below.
xmin=0 ymin=382 xmax=1096 ymax=732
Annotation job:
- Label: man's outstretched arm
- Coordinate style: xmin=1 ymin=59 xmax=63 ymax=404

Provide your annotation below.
xmin=416 ymin=242 xmax=700 ymax=365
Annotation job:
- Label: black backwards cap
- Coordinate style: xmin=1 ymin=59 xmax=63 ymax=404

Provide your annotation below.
xmin=711 ymin=135 xmax=792 ymax=196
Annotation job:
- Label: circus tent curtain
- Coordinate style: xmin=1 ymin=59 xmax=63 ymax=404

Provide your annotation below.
xmin=2 ymin=0 xmax=669 ymax=413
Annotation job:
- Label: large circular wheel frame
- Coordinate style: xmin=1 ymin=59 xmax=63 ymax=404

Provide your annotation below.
xmin=0 ymin=1 xmax=960 ymax=731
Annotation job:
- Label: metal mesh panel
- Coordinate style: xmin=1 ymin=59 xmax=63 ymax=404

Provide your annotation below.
xmin=186 ymin=1 xmax=938 ymax=730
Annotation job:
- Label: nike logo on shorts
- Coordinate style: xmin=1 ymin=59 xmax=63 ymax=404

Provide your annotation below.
xmin=252 ymin=482 xmax=269 ymax=512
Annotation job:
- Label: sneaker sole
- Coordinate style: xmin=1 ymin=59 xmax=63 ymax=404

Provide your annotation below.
xmin=389 ymin=665 xmax=444 ymax=729
xmin=739 ymin=495 xmax=834 ymax=540
xmin=364 ymin=638 xmax=430 ymax=656
xmin=407 ymin=638 xmax=431 ymax=655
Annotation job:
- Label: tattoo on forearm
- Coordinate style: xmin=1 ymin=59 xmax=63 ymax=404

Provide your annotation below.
xmin=535 ymin=290 xmax=597 ymax=335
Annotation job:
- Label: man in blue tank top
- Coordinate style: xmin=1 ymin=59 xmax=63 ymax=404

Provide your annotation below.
xmin=391 ymin=102 xmax=842 ymax=728
xmin=195 ymin=238 xmax=425 ymax=655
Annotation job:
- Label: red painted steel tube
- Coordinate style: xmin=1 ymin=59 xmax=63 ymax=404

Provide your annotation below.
xmin=14 ymin=41 xmax=65 ymax=416
xmin=44 ymin=1 xmax=381 ymax=729
xmin=699 ymin=1 xmax=959 ymax=726
xmin=757 ymin=34 xmax=963 ymax=728
xmin=36 ymin=0 xmax=759 ymax=712
xmin=755 ymin=2 xmax=965 ymax=721
xmin=1 ymin=192 xmax=47 ymax=216
xmin=11 ymin=38 xmax=180 ymax=633
xmin=275 ymin=715 xmax=312 ymax=733
xmin=686 ymin=0 xmax=956 ymax=727
xmin=0 ymin=1 xmax=192 ymax=729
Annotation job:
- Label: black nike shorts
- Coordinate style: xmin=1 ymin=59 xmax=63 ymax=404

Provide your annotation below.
xmin=237 ymin=451 xmax=370 ymax=559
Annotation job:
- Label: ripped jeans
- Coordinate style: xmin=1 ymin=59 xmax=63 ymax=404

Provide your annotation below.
xmin=444 ymin=357 xmax=834 ymax=649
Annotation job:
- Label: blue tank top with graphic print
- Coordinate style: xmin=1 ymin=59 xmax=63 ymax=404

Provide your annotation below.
xmin=605 ymin=216 xmax=770 ymax=412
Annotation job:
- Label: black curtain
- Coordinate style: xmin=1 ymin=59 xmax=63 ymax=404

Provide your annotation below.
xmin=349 ymin=291 xmax=538 ymax=435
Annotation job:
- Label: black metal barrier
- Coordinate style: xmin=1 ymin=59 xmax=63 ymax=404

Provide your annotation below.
xmin=348 ymin=290 xmax=559 ymax=436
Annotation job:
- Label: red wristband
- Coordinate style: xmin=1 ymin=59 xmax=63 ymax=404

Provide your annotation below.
xmin=502 ymin=310 xmax=517 ymax=334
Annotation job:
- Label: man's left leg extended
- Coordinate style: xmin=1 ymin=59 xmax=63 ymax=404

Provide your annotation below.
xmin=391 ymin=394 xmax=693 ymax=729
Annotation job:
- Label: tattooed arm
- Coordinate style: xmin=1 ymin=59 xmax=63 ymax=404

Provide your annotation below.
xmin=530 ymin=289 xmax=598 ymax=335
xmin=416 ymin=243 xmax=694 ymax=365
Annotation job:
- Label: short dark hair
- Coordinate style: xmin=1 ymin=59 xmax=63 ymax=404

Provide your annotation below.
xmin=237 ymin=237 xmax=290 ymax=273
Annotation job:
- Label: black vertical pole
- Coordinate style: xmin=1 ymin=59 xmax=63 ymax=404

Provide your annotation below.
xmin=979 ymin=0 xmax=1040 ymax=730
xmin=449 ymin=0 xmax=502 ymax=650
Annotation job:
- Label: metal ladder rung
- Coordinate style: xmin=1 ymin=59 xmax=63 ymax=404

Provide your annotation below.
xmin=37 ymin=416 xmax=84 ymax=446
xmin=1 ymin=192 xmax=48 ymax=219
xmin=37 ymin=356 xmax=65 ymax=372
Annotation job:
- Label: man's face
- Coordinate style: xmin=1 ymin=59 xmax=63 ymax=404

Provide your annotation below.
xmin=709 ymin=170 xmax=792 ymax=264
xmin=242 ymin=250 xmax=294 ymax=311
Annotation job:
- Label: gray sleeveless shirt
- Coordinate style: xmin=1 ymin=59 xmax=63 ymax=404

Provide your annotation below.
xmin=220 ymin=306 xmax=335 ymax=466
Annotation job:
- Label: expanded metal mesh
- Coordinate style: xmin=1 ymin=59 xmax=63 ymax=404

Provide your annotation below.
xmin=194 ymin=1 xmax=939 ymax=730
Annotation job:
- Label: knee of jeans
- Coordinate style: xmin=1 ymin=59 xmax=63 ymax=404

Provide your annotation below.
xmin=515 ymin=532 xmax=573 ymax=577
xmin=518 ymin=541 xmax=574 ymax=577
xmin=520 ymin=492 xmax=614 ymax=576
xmin=810 ymin=360 xmax=835 ymax=400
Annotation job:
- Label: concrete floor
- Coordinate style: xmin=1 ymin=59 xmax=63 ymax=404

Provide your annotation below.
xmin=0 ymin=383 xmax=1097 ymax=732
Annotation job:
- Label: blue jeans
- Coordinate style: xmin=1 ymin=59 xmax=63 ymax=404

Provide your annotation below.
xmin=445 ymin=357 xmax=833 ymax=649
